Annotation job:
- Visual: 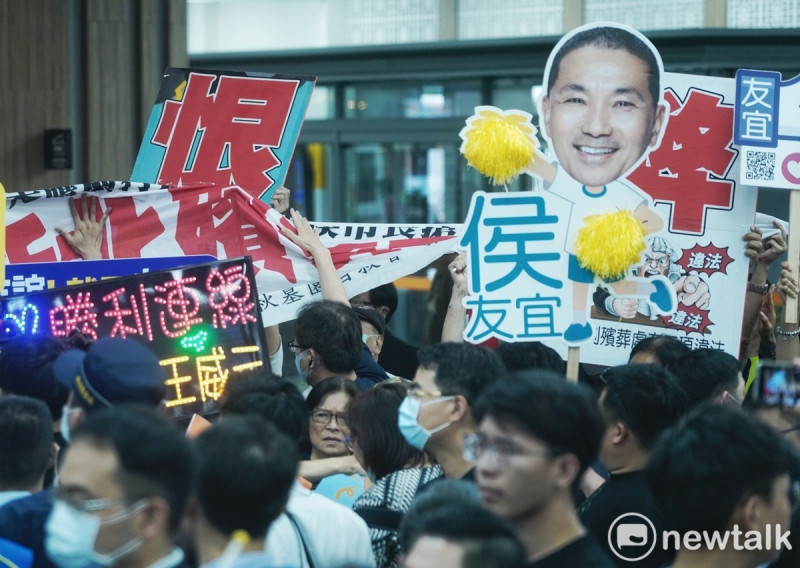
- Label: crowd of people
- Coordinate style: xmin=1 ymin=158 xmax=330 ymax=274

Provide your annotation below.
xmin=2 ymin=197 xmax=800 ymax=568
xmin=3 ymin=23 xmax=800 ymax=568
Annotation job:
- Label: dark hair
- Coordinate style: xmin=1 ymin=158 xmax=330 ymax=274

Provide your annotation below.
xmin=473 ymin=370 xmax=603 ymax=486
xmin=629 ymin=334 xmax=690 ymax=367
xmin=220 ymin=372 xmax=308 ymax=454
xmin=416 ymin=343 xmax=505 ymax=406
xmin=547 ymin=24 xmax=661 ymax=106
xmin=196 ymin=415 xmax=297 ymax=538
xmin=646 ymin=404 xmax=799 ymax=534
xmin=495 ymin=341 xmax=565 ymax=375
xmin=366 ymin=283 xmax=398 ymax=322
xmin=351 ymin=305 xmax=386 ymax=336
xmin=670 ymin=348 xmax=741 ymax=407
xmin=0 ymin=335 xmax=70 ymax=420
xmin=347 ymin=382 xmax=426 ymax=479
xmin=398 ymin=479 xmax=481 ymax=552
xmin=400 ymin=500 xmax=526 ymax=568
xmin=305 ymin=376 xmax=360 ymax=455
xmin=305 ymin=376 xmax=360 ymax=414
xmin=70 ymin=405 xmax=196 ymax=533
xmin=600 ymin=364 xmax=689 ymax=450
xmin=295 ymin=300 xmax=362 ymax=374
xmin=0 ymin=395 xmax=54 ymax=489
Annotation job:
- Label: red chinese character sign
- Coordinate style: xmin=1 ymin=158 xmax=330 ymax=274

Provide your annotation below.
xmin=0 ymin=256 xmax=265 ymax=420
xmin=132 ymin=68 xmax=316 ymax=204
xmin=458 ymin=23 xmax=756 ymax=368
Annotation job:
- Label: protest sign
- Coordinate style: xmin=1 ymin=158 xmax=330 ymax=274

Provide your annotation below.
xmin=734 ymin=69 xmax=800 ymax=322
xmin=132 ymin=68 xmax=316 ymax=204
xmin=459 ymin=23 xmax=756 ymax=367
xmin=4 ymin=182 xmax=461 ymax=327
xmin=0 ymin=256 xmax=265 ymax=419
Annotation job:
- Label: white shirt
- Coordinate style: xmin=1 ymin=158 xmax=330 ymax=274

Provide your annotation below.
xmin=267 ymin=482 xmax=376 ymax=568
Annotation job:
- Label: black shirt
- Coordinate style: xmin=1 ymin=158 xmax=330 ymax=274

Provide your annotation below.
xmin=528 ymin=534 xmax=616 ymax=568
xmin=578 ymin=470 xmax=672 ymax=568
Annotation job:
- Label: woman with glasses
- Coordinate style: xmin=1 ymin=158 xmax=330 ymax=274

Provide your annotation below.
xmin=299 ymin=376 xmax=367 ymax=498
xmin=348 ymin=381 xmax=443 ymax=568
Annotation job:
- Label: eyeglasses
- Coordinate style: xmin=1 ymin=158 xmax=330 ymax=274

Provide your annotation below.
xmin=726 ymin=392 xmax=743 ymax=406
xmin=361 ymin=333 xmax=379 ymax=344
xmin=408 ymin=385 xmax=445 ymax=399
xmin=288 ymin=341 xmax=305 ymax=354
xmin=310 ymin=410 xmax=349 ymax=428
xmin=462 ymin=433 xmax=551 ymax=469
xmin=52 ymin=488 xmax=126 ymax=514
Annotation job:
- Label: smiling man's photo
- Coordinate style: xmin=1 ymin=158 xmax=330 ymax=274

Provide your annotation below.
xmin=528 ymin=23 xmax=675 ymax=344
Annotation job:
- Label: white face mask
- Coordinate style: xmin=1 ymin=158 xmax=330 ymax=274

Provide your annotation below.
xmin=45 ymin=499 xmax=145 ymax=568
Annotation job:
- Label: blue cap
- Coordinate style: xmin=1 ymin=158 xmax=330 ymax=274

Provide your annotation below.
xmin=54 ymin=337 xmax=167 ymax=412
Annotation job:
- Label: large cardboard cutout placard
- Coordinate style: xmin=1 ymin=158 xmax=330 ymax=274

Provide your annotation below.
xmin=459 ymin=23 xmax=756 ymax=366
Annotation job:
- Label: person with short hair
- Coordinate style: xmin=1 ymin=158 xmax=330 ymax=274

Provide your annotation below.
xmin=400 ymin=501 xmax=526 ymax=568
xmin=300 ymin=376 xmax=366 ymax=485
xmin=351 ymin=283 xmax=419 ymax=380
xmin=646 ymin=404 xmax=799 ymax=568
xmin=0 ymin=336 xmax=70 ymax=448
xmin=628 ymin=334 xmax=690 ymax=366
xmin=0 ymin=396 xmax=54 ymax=507
xmin=192 ymin=415 xmax=297 ymax=567
xmin=579 ymin=364 xmax=689 ymax=567
xmin=397 ymin=342 xmax=505 ymax=480
xmin=219 ymin=372 xmax=376 ymax=568
xmin=45 ymin=405 xmax=195 ymax=568
xmin=670 ymin=348 xmax=745 ymax=407
xmin=494 ymin=341 xmax=565 ymax=375
xmin=352 ymin=305 xmax=386 ymax=364
xmin=472 ymin=370 xmax=613 ymax=567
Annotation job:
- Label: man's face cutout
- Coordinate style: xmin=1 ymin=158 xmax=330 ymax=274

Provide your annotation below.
xmin=541 ymin=25 xmax=667 ymax=190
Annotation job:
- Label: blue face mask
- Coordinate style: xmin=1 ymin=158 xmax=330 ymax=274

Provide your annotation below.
xmin=397 ymin=395 xmax=454 ymax=451
xmin=294 ymin=349 xmax=310 ymax=382
xmin=45 ymin=499 xmax=144 ymax=568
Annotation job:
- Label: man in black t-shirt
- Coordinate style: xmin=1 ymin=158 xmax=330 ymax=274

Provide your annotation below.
xmin=579 ymin=364 xmax=688 ymax=567
xmin=471 ymin=371 xmax=615 ymax=567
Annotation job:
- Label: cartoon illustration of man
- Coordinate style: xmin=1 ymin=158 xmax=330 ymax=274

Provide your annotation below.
xmin=527 ymin=23 xmax=676 ymax=343
xmin=593 ymin=236 xmax=710 ymax=321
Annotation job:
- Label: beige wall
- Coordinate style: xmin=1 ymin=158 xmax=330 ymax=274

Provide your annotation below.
xmin=0 ymin=0 xmax=186 ymax=192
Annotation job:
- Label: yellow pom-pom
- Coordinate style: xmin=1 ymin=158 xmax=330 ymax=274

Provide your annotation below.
xmin=575 ymin=210 xmax=646 ymax=281
xmin=459 ymin=106 xmax=539 ymax=186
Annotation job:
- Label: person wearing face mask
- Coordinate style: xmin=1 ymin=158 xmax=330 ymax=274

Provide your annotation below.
xmin=348 ymin=382 xmax=443 ymax=568
xmin=397 ymin=343 xmax=505 ymax=482
xmin=45 ymin=405 xmax=195 ymax=568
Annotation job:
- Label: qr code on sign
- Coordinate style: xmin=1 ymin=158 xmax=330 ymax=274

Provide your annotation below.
xmin=745 ymin=150 xmax=776 ymax=181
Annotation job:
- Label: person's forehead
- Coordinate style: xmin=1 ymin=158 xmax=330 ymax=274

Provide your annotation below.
xmin=479 ymin=414 xmax=545 ymax=449
xmin=413 ymin=367 xmax=439 ymax=391
xmin=553 ymin=45 xmax=652 ymax=95
xmin=59 ymin=440 xmax=124 ymax=499
xmin=316 ymin=390 xmax=350 ymax=411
